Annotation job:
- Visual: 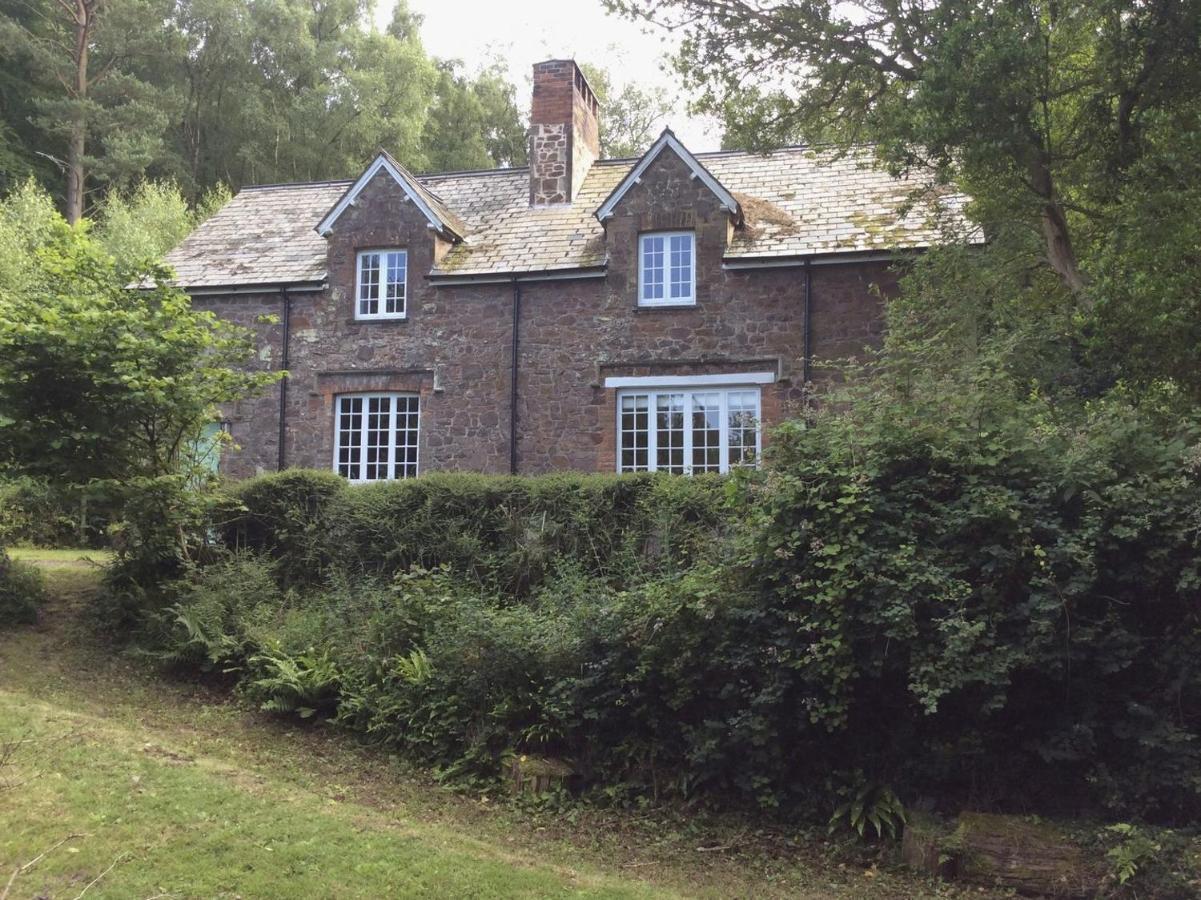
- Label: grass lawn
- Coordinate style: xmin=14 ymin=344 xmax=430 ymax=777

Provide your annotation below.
xmin=7 ymin=546 xmax=113 ymax=565
xmin=0 ymin=550 xmax=994 ymax=899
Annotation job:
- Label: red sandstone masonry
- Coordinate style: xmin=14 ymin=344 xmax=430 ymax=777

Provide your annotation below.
xmin=197 ymin=149 xmax=896 ymax=479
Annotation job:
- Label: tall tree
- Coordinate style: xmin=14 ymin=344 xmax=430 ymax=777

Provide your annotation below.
xmin=422 ymin=58 xmax=527 ymax=172
xmin=0 ymin=0 xmax=175 ymax=220
xmin=0 ymin=0 xmax=532 ymax=207
xmin=579 ymin=62 xmax=674 ymax=158
xmin=611 ymin=0 xmax=1201 ymax=304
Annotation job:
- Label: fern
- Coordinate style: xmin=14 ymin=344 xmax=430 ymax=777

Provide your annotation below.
xmin=829 ymin=782 xmax=907 ymax=842
xmin=392 ymin=648 xmax=433 ymax=685
xmin=150 ymin=602 xmax=244 ymax=671
xmin=247 ymin=645 xmax=341 ymax=719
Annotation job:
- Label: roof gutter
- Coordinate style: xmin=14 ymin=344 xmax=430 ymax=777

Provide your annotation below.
xmin=428 ymin=266 xmax=607 ymax=287
xmin=722 ymin=250 xmax=906 ymax=270
xmin=185 ymin=281 xmax=326 ymax=296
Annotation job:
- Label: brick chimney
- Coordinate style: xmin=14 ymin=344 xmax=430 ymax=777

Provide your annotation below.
xmin=529 ymin=60 xmax=600 ymax=206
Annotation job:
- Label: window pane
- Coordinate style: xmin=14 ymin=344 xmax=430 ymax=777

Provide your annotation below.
xmin=656 ymin=393 xmax=685 ymax=474
xmin=384 ymin=251 xmax=407 ymax=315
xmin=616 ymin=386 xmax=762 ymax=475
xmin=691 ymin=392 xmax=721 ymax=472
xmin=727 ymin=390 xmax=760 ymax=468
xmin=641 ymin=236 xmax=664 ymax=301
xmin=619 ymin=394 xmax=649 ymax=472
xmin=394 ymin=394 xmax=420 ymax=478
xmin=337 ymin=396 xmax=363 ymax=480
xmin=364 ymin=396 xmax=391 ymax=480
xmin=358 ymin=253 xmax=380 ymax=316
xmin=336 ymin=394 xmax=419 ymax=482
xmin=669 ymin=234 xmax=693 ymax=300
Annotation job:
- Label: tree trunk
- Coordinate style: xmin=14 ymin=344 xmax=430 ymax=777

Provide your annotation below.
xmin=1041 ymin=200 xmax=1087 ymax=302
xmin=64 ymin=0 xmax=91 ymax=224
xmin=1027 ymin=156 xmax=1088 ymax=305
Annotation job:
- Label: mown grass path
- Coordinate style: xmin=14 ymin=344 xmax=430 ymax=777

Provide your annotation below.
xmin=0 ymin=551 xmax=987 ymax=899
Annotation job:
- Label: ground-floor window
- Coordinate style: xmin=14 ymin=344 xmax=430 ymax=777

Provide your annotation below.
xmin=334 ymin=393 xmax=419 ymax=481
xmin=618 ymin=386 xmax=760 ymax=474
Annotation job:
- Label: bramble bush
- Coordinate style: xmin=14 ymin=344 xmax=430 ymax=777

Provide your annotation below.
xmin=128 ymin=402 xmax=1201 ymax=823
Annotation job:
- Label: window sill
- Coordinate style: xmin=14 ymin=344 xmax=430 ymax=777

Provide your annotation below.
xmin=633 ymin=303 xmax=698 ymax=314
xmin=347 ymin=317 xmax=410 ymax=326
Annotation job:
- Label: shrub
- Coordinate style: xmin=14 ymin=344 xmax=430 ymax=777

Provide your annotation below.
xmin=132 ymin=410 xmax=1201 ymax=823
xmin=0 ymin=548 xmax=46 ymax=627
xmin=100 ymin=475 xmax=229 ymax=631
xmin=145 ymin=551 xmax=283 ymax=672
xmin=738 ymin=400 xmax=1201 ymax=821
xmin=0 ymin=476 xmax=113 ymax=547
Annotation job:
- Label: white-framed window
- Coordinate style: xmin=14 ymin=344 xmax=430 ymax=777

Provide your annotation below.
xmin=617 ymin=386 xmax=760 ymax=474
xmin=334 ymin=393 xmax=419 ymax=482
xmin=639 ymin=231 xmax=695 ymax=306
xmin=356 ymin=249 xmax=407 ymax=319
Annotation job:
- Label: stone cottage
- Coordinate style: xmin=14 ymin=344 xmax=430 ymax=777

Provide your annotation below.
xmin=165 ymin=59 xmax=967 ymax=480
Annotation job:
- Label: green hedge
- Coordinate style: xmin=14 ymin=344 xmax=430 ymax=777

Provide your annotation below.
xmin=222 ymin=470 xmax=730 ymax=593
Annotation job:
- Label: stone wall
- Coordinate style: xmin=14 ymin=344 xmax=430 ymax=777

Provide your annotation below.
xmin=189 ymin=290 xmax=285 ymax=479
xmin=194 ymin=151 xmax=896 ymax=479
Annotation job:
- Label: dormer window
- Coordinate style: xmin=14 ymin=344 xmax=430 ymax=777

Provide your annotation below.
xmin=639 ymin=232 xmax=694 ymax=306
xmin=356 ymin=249 xmax=407 ymax=319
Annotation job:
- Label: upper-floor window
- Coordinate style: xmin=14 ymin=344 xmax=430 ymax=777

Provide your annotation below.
xmin=334 ymin=392 xmax=419 ymax=482
xmin=618 ymin=386 xmax=759 ymax=474
xmin=356 ymin=249 xmax=407 ymax=319
xmin=639 ymin=232 xmax=694 ymax=306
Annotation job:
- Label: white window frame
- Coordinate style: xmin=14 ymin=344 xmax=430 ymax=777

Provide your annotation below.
xmin=638 ymin=231 xmax=695 ymax=307
xmin=616 ymin=384 xmax=761 ymax=475
xmin=333 ymin=392 xmax=420 ymax=483
xmin=355 ymin=249 xmax=408 ymax=320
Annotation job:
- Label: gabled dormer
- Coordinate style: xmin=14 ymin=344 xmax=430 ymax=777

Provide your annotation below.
xmin=595 ymin=128 xmax=743 ymax=228
xmin=317 ymin=149 xmax=466 ymax=243
xmin=595 ymin=129 xmax=743 ymax=308
xmin=316 ymin=150 xmax=468 ymax=322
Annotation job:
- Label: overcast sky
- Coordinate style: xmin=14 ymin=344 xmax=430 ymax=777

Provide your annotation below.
xmin=379 ymin=0 xmax=721 ymax=152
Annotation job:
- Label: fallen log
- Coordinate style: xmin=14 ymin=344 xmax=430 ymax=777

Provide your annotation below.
xmin=953 ymin=812 xmax=1106 ymax=898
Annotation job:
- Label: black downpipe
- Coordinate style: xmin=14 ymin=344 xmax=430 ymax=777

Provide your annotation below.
xmin=802 ymin=262 xmax=813 ymax=386
xmin=509 ymin=279 xmax=521 ymax=474
xmin=277 ymin=285 xmax=291 ymax=471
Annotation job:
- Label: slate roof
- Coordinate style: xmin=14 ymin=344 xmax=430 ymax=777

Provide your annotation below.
xmin=164 ymin=145 xmax=972 ymax=289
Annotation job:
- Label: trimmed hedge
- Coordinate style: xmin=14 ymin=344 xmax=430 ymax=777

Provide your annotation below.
xmin=222 ymin=470 xmax=730 ymax=593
